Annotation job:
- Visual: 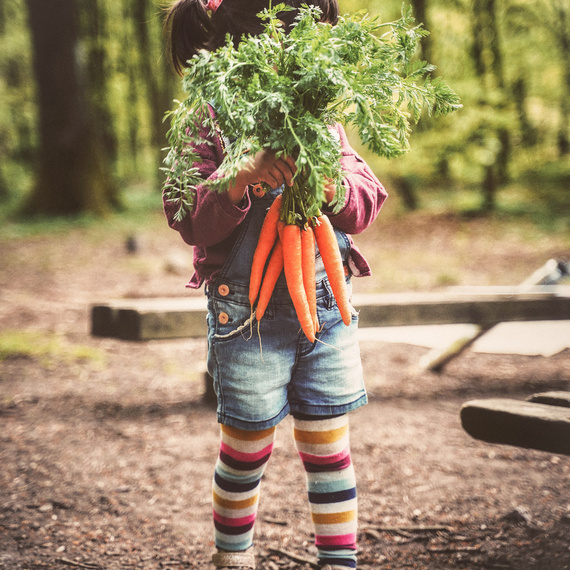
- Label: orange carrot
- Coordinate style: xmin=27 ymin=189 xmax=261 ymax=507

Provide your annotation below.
xmin=301 ymin=225 xmax=318 ymax=333
xmin=249 ymin=194 xmax=283 ymax=308
xmin=282 ymin=224 xmax=315 ymax=342
xmin=255 ymin=238 xmax=284 ymax=321
xmin=313 ymin=215 xmax=351 ymax=326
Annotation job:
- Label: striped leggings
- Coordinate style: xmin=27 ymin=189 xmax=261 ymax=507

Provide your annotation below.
xmin=212 ymin=415 xmax=357 ymax=568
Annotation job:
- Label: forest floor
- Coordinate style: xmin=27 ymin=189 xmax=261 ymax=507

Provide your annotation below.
xmin=1 ymin=206 xmax=569 ymax=569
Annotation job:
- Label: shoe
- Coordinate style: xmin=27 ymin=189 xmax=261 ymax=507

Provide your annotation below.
xmin=211 ymin=546 xmax=255 ymax=569
xmin=320 ymin=566 xmax=353 ymax=570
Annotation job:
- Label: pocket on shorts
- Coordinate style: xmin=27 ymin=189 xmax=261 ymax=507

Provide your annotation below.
xmin=210 ymin=297 xmax=255 ymax=342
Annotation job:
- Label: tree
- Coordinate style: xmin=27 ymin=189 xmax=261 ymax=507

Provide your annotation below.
xmin=550 ymin=0 xmax=570 ymax=155
xmin=410 ymin=0 xmax=433 ymax=64
xmin=82 ymin=0 xmax=118 ymax=165
xmin=24 ymin=0 xmax=118 ymax=216
xmin=470 ymin=0 xmax=510 ymax=211
xmin=131 ymin=0 xmax=177 ymax=172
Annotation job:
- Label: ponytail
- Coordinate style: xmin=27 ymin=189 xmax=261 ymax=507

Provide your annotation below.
xmin=164 ymin=0 xmax=213 ymax=75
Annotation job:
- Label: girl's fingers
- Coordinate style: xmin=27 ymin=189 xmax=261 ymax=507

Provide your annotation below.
xmin=249 ymin=149 xmax=297 ymax=189
xmin=270 ymin=157 xmax=296 ymax=188
xmin=277 ymin=157 xmax=297 ymax=187
xmin=264 ymin=166 xmax=283 ymax=188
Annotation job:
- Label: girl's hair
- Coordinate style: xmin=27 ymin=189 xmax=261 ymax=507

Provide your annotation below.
xmin=164 ymin=0 xmax=339 ymax=75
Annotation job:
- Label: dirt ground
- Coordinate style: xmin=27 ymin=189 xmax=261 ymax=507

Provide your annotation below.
xmin=1 ymin=209 xmax=569 ymax=569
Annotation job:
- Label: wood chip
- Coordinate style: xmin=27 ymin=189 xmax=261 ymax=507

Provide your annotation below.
xmin=55 ymin=558 xmax=101 ymax=569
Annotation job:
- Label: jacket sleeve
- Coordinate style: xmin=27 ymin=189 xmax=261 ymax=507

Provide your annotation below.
xmin=326 ymin=123 xmax=388 ymax=234
xmin=162 ymin=115 xmax=251 ymax=248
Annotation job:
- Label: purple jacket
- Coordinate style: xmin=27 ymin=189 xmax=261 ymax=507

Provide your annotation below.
xmin=163 ymin=117 xmax=388 ymax=289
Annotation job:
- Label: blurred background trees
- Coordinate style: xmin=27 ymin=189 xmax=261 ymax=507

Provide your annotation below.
xmin=0 ymin=0 xmax=568 ymax=221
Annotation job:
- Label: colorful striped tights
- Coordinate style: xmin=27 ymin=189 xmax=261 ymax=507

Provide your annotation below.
xmin=212 ymin=415 xmax=357 ymax=568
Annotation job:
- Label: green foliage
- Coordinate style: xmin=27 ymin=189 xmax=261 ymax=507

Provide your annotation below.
xmin=0 ymin=0 xmax=36 ymax=198
xmin=0 ymin=0 xmax=568 ymax=217
xmin=163 ymin=5 xmax=460 ymax=224
xmin=0 ymin=0 xmax=172 ymax=210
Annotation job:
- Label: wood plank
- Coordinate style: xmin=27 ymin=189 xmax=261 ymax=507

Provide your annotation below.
xmin=527 ymin=392 xmax=570 ymax=408
xmin=460 ymin=398 xmax=570 ymax=455
xmin=91 ymin=289 xmax=570 ymax=341
xmin=354 ymin=290 xmax=570 ymax=328
xmin=91 ymin=298 xmax=207 ymax=340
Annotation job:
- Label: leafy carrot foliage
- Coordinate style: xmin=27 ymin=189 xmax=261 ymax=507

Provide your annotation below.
xmin=162 ymin=4 xmax=461 ymax=223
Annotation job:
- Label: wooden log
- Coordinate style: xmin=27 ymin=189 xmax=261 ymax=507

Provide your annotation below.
xmin=90 ymin=288 xmax=570 ymax=341
xmin=527 ymin=391 xmax=570 ymax=408
xmin=419 ymin=322 xmax=496 ymax=373
xmin=91 ymin=298 xmax=207 ymax=340
xmin=355 ymin=289 xmax=570 ymax=328
xmin=91 ymin=304 xmax=120 ymax=338
xmin=460 ymin=398 xmax=570 ymax=455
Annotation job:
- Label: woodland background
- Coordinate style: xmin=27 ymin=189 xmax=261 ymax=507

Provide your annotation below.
xmin=0 ymin=0 xmax=569 ymax=227
xmin=1 ymin=4 xmax=570 ymax=568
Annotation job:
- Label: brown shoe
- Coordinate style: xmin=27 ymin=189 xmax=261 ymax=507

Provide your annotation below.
xmin=211 ymin=546 xmax=255 ymax=569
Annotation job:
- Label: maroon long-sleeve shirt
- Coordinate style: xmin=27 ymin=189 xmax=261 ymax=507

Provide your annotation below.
xmin=163 ymin=117 xmax=388 ymax=289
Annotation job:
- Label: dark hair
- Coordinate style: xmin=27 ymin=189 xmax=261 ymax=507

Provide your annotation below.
xmin=164 ymin=0 xmax=339 ymax=75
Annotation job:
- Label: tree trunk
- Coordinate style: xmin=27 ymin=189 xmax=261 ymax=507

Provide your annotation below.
xmin=512 ymin=77 xmax=537 ymax=147
xmin=552 ymin=0 xmax=570 ymax=156
xmin=470 ymin=0 xmax=504 ymax=89
xmin=0 ymin=169 xmax=8 ymax=200
xmin=394 ymin=176 xmax=419 ymax=211
xmin=482 ymin=164 xmax=496 ymax=213
xmin=0 ymin=1 xmax=6 ymax=35
xmin=470 ymin=0 xmax=509 ymax=211
xmin=132 ymin=0 xmax=176 ymax=173
xmin=486 ymin=0 xmax=504 ymax=89
xmin=82 ymin=0 xmax=118 ymax=164
xmin=24 ymin=0 xmax=117 ymax=216
xmin=470 ymin=0 xmax=487 ymax=84
xmin=410 ymin=0 xmax=432 ymax=65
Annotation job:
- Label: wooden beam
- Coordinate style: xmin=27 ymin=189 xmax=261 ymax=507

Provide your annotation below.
xmin=355 ymin=289 xmax=570 ymax=328
xmin=460 ymin=398 xmax=570 ymax=455
xmin=91 ymin=297 xmax=207 ymax=340
xmin=91 ymin=288 xmax=570 ymax=341
xmin=527 ymin=391 xmax=570 ymax=408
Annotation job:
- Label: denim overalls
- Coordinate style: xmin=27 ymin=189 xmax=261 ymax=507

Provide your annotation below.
xmin=206 ymin=187 xmax=367 ymax=431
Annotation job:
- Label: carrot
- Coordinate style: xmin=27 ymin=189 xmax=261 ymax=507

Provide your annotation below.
xmin=277 ymin=219 xmax=286 ymax=241
xmin=301 ymin=225 xmax=318 ymax=333
xmin=313 ymin=215 xmax=351 ymax=326
xmin=255 ymin=238 xmax=284 ymax=321
xmin=282 ymin=224 xmax=315 ymax=342
xmin=249 ymin=193 xmax=283 ymax=308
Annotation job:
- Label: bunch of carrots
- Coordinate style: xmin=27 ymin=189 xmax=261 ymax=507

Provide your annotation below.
xmin=248 ymin=192 xmax=352 ymax=343
xmin=162 ymin=5 xmax=461 ymax=336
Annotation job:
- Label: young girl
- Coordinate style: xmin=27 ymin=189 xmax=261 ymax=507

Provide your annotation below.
xmin=163 ymin=1 xmax=387 ymax=568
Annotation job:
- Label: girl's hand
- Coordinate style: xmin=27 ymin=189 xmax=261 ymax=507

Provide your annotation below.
xmin=324 ymin=179 xmax=337 ymax=205
xmin=227 ymin=150 xmax=296 ymax=205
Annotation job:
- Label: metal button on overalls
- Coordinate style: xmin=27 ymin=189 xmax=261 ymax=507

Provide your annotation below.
xmin=218 ymin=312 xmax=229 ymax=325
xmin=251 ymin=183 xmax=265 ymax=197
xmin=218 ymin=284 xmax=230 ymax=296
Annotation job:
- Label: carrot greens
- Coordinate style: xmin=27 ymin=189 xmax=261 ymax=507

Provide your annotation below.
xmin=162 ymin=4 xmax=461 ymax=223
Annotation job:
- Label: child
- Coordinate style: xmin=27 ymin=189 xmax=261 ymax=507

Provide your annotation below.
xmin=163 ymin=1 xmax=387 ymax=568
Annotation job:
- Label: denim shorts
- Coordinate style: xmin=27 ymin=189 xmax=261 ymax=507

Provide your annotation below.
xmin=206 ymin=277 xmax=367 ymax=431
